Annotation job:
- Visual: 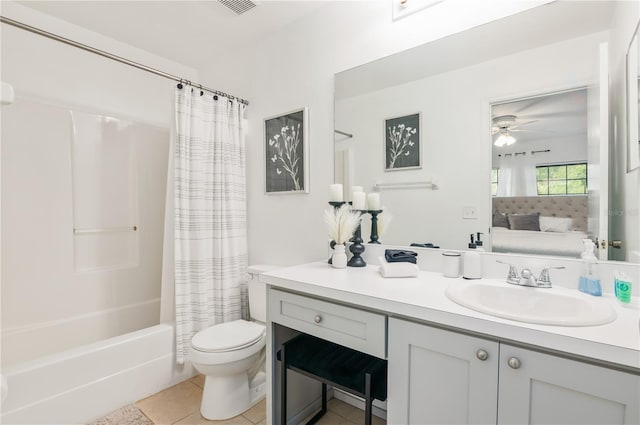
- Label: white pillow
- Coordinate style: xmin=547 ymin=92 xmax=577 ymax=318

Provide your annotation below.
xmin=539 ymin=216 xmax=572 ymax=233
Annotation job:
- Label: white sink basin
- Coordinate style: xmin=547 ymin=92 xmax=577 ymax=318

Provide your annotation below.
xmin=445 ymin=280 xmax=617 ymax=326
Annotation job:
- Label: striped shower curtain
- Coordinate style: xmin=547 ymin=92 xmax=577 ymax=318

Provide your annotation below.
xmin=173 ymin=87 xmax=248 ymax=363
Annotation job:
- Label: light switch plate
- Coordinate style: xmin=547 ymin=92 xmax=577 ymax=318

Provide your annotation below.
xmin=463 ymin=206 xmax=477 ymax=219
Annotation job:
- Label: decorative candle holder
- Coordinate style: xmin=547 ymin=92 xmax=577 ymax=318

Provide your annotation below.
xmin=347 ymin=212 xmax=366 ymax=267
xmin=328 ymin=201 xmax=346 ymax=264
xmin=368 ymin=209 xmax=383 ymax=244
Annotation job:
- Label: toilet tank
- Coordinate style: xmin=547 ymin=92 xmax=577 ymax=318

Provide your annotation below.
xmin=247 ymin=265 xmax=279 ymax=322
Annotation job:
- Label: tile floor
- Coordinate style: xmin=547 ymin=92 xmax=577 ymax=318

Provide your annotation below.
xmin=135 ymin=376 xmax=386 ymax=425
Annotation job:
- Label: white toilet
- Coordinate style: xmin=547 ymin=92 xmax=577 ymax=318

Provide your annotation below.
xmin=189 ymin=265 xmax=276 ymax=420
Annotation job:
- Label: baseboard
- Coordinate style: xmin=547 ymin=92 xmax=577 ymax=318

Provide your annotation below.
xmin=287 ymin=391 xmax=328 ymax=425
xmin=333 ymin=388 xmax=387 ymax=420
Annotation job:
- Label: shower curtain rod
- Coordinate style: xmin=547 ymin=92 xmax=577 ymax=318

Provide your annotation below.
xmin=0 ymin=16 xmax=249 ymax=106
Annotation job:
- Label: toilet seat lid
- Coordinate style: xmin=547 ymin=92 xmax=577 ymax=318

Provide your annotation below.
xmin=192 ymin=320 xmax=265 ymax=353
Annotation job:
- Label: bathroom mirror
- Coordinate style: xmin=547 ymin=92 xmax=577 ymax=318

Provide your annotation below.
xmin=334 ymin=1 xmax=635 ymax=261
xmin=627 ymin=20 xmax=640 ymax=172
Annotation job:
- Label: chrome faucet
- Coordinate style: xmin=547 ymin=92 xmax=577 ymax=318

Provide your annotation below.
xmin=497 ymin=261 xmax=565 ymax=288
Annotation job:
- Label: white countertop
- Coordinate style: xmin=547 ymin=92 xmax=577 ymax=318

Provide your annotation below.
xmin=262 ymin=262 xmax=640 ymax=371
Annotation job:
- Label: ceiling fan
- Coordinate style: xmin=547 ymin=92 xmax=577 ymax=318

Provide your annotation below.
xmin=492 ymin=115 xmax=538 ymax=147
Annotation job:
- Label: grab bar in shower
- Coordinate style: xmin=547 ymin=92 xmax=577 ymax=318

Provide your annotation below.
xmin=73 ymin=226 xmax=137 ymax=235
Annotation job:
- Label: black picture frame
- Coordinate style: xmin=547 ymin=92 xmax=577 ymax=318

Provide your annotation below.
xmin=384 ymin=113 xmax=421 ymax=171
xmin=264 ymin=108 xmax=309 ymax=194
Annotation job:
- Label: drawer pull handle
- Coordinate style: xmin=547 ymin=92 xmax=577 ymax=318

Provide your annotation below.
xmin=508 ymin=357 xmax=521 ymax=369
xmin=476 ymin=349 xmax=488 ymax=361
xmin=314 ymin=315 xmax=322 ymax=324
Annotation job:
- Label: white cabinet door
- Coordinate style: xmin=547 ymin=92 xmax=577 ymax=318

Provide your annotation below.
xmin=498 ymin=344 xmax=640 ymax=425
xmin=387 ymin=318 xmax=499 ymax=425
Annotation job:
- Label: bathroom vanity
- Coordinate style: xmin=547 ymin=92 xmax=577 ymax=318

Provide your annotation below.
xmin=262 ymin=262 xmax=640 ymax=425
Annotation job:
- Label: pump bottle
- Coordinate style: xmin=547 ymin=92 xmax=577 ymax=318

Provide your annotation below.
xmin=579 ymin=239 xmax=601 ymax=296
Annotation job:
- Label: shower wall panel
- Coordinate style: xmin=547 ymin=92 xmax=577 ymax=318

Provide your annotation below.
xmin=1 ymin=98 xmax=169 ymax=366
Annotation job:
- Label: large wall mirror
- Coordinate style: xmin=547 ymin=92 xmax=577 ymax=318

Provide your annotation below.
xmin=334 ymin=1 xmax=635 ymax=261
xmin=627 ymin=20 xmax=640 ymax=172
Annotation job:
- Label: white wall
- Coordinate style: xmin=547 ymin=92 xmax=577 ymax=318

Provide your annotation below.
xmin=0 ymin=2 xmax=198 ymax=364
xmin=334 ymin=33 xmax=602 ymax=249
xmin=492 ymin=136 xmax=587 ymax=169
xmin=609 ymin=1 xmax=640 ymax=262
xmin=198 ymin=0 xmax=551 ymax=265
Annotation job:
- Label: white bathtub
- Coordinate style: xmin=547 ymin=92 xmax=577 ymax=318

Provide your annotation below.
xmin=1 ymin=324 xmax=195 ymax=424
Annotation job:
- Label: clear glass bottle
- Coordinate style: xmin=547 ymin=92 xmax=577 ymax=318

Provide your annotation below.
xmin=579 ymin=239 xmax=601 ymax=296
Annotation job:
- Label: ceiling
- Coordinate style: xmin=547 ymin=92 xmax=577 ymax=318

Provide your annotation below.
xmin=335 ymin=1 xmax=614 ymax=100
xmin=492 ymin=89 xmax=588 ymax=144
xmin=17 ymin=1 xmax=327 ymax=70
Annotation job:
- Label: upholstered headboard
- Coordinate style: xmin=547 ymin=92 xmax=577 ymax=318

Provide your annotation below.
xmin=492 ymin=196 xmax=588 ymax=232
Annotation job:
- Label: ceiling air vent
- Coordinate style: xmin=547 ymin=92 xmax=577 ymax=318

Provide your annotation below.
xmin=218 ymin=0 xmax=257 ymax=15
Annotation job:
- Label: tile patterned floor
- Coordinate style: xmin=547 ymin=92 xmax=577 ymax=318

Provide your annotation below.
xmin=135 ymin=376 xmax=385 ymax=425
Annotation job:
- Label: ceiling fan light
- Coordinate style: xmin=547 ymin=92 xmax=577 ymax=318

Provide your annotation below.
xmin=504 ymin=133 xmax=516 ymax=145
xmin=495 ymin=131 xmax=516 ymax=147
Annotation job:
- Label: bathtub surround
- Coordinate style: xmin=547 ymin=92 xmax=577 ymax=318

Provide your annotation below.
xmin=1 ymin=3 xmax=199 ymax=423
xmin=173 ymin=86 xmax=249 ymax=363
xmin=1 ymin=69 xmax=169 ymax=366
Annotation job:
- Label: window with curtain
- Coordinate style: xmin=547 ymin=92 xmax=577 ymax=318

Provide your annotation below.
xmin=535 ymin=162 xmax=587 ymax=195
xmin=491 ymin=168 xmax=499 ymax=196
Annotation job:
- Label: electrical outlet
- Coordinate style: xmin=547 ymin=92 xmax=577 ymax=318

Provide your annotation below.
xmin=463 ymin=206 xmax=477 ymax=219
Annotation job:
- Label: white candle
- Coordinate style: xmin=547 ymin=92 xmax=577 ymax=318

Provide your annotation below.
xmin=352 ymin=192 xmax=366 ymax=210
xmin=350 ymin=186 xmax=363 ymax=201
xmin=329 ymin=184 xmax=343 ymax=202
xmin=367 ymin=193 xmax=381 ymax=210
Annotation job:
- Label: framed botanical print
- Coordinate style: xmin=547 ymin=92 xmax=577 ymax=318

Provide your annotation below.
xmin=264 ymin=108 xmax=309 ymax=193
xmin=384 ymin=113 xmax=421 ymax=171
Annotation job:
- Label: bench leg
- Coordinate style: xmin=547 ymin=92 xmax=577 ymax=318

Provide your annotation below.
xmin=305 ymin=382 xmax=327 ymax=425
xmin=364 ymin=373 xmax=372 ymax=425
xmin=321 ymin=382 xmax=327 ymax=414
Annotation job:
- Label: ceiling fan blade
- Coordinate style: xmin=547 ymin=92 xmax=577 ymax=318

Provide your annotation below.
xmin=510 ymin=120 xmax=539 ymax=130
xmin=510 ymin=128 xmax=558 ymax=134
xmin=510 ymin=96 xmax=549 ymax=114
xmin=523 ymin=111 xmax=581 ymax=119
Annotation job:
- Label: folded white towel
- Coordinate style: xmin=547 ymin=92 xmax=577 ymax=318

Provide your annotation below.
xmin=378 ymin=256 xmax=419 ymax=278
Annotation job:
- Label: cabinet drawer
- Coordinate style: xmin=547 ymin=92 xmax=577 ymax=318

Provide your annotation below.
xmin=269 ymin=289 xmax=387 ymax=359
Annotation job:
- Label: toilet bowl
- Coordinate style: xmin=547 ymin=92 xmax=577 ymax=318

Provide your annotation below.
xmin=189 ymin=265 xmax=276 ymax=420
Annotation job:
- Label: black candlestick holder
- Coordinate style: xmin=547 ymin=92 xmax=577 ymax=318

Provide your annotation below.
xmin=347 ymin=212 xmax=366 ymax=267
xmin=368 ymin=209 xmax=383 ymax=244
xmin=328 ymin=201 xmax=346 ymax=264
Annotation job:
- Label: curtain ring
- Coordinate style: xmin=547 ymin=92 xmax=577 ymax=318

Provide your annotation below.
xmin=177 ymin=78 xmax=183 ymax=89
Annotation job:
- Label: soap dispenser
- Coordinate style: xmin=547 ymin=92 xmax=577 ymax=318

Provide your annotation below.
xmin=468 ymin=234 xmax=476 ymax=249
xmin=579 ymin=239 xmax=601 ymax=296
xmin=463 ymin=250 xmax=482 ymax=279
xmin=475 ymin=232 xmax=485 ymax=251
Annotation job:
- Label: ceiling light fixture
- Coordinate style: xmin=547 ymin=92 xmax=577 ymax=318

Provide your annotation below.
xmin=494 ymin=130 xmax=516 ymax=147
xmin=218 ymin=0 xmax=257 ymax=15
